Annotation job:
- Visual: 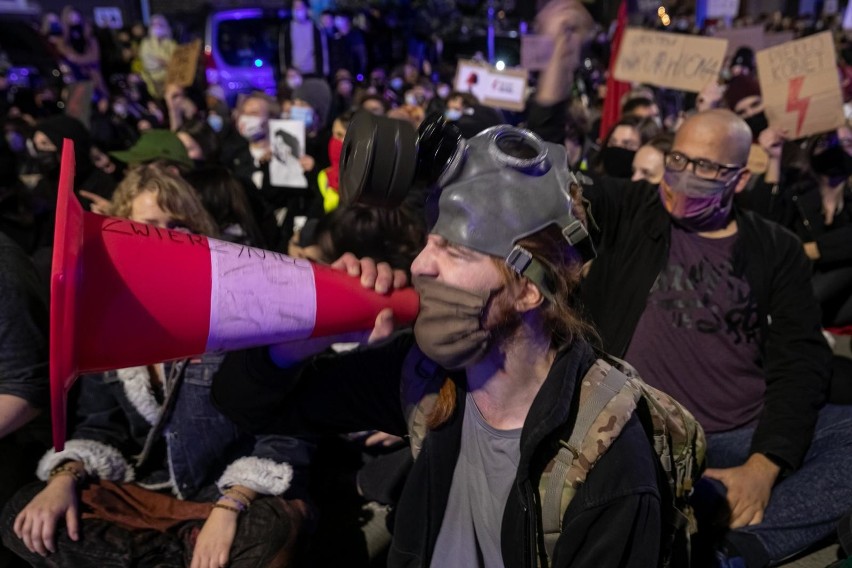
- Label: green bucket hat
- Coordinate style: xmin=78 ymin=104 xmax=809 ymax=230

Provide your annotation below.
xmin=110 ymin=129 xmax=193 ymax=168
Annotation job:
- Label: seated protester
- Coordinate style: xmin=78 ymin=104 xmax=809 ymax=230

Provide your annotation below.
xmin=213 ymin=125 xmax=663 ymax=567
xmin=631 ymin=132 xmax=673 ymax=185
xmin=184 ymin=165 xmax=267 ymax=248
xmin=0 ymin=231 xmax=50 ymax=568
xmin=742 ymin=126 xmax=852 ymax=329
xmin=1 ymin=165 xmax=313 ymax=568
xmin=529 ymin=4 xmax=849 ymax=565
xmin=592 ymin=115 xmax=661 ymax=179
xmin=799 ymin=127 xmax=852 ymax=327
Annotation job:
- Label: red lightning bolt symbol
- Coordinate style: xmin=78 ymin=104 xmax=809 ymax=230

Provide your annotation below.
xmin=786 ymin=76 xmax=810 ymax=139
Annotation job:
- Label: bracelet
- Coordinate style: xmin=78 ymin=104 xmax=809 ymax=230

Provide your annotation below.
xmin=49 ymin=464 xmax=83 ymax=484
xmin=212 ymin=502 xmax=242 ymax=514
xmin=218 ymin=494 xmax=248 ymax=512
xmin=223 ymin=487 xmax=253 ymax=504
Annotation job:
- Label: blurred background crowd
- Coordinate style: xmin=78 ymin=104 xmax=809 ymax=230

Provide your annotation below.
xmin=0 ymin=0 xmax=851 ymax=566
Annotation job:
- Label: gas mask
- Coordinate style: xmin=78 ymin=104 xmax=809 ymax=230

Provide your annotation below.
xmin=339 ymin=112 xmax=595 ymax=301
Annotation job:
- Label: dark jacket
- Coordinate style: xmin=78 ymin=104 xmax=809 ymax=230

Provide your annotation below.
xmin=212 ymin=334 xmax=662 ymax=568
xmin=739 ymin=173 xmax=852 ymax=269
xmin=579 ymin=178 xmax=832 ymax=471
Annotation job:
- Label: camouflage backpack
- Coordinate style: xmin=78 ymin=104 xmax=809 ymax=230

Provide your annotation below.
xmin=399 ymin=347 xmax=706 ymax=568
xmin=538 ymin=354 xmax=706 ymax=568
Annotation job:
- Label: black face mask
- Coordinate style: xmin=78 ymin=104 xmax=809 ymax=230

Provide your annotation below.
xmin=811 ymin=144 xmax=852 ymax=181
xmin=34 ymin=150 xmax=60 ymax=175
xmin=744 ymin=112 xmax=769 ymax=140
xmin=601 ymin=146 xmax=636 ymax=179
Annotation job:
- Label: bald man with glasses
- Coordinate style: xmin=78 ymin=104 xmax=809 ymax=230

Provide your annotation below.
xmin=579 ymin=109 xmax=852 ymax=567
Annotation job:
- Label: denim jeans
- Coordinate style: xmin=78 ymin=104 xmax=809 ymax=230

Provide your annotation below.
xmin=0 ymin=482 xmax=312 ymax=568
xmin=696 ymin=404 xmax=852 ymax=566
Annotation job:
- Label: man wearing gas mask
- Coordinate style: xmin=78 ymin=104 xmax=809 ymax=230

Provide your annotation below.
xmin=213 ymin=118 xmax=663 ymax=567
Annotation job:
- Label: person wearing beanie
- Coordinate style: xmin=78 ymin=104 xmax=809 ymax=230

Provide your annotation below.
xmin=293 ymin=78 xmax=333 ymax=131
xmin=725 ymin=75 xmax=767 ymax=140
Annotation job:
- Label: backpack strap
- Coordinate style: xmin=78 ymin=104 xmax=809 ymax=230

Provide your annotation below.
xmin=399 ymin=346 xmax=445 ymax=459
xmin=540 ymin=359 xmax=639 ymax=562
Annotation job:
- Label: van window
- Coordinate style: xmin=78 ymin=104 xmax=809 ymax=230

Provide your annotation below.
xmin=216 ymin=18 xmax=280 ymax=68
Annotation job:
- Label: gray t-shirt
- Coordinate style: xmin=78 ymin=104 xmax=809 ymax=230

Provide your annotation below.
xmin=429 ymin=393 xmax=522 ymax=568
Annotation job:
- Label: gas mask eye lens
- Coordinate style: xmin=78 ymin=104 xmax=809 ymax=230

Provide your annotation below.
xmin=488 ymin=127 xmax=550 ymax=176
xmin=495 ymin=134 xmax=539 ymax=160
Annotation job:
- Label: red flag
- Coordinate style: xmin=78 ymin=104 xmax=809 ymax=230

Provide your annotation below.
xmin=598 ymin=0 xmax=632 ymax=142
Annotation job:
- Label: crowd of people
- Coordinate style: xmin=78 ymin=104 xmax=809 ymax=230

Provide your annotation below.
xmin=0 ymin=0 xmax=851 ymax=567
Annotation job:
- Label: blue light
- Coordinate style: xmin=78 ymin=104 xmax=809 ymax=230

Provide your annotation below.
xmin=254 ymin=59 xmax=263 ymax=68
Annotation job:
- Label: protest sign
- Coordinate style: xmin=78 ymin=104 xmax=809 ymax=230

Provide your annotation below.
xmin=706 ymin=0 xmax=740 ymax=18
xmin=756 ymin=31 xmax=845 ymax=139
xmin=613 ymin=29 xmax=728 ymax=93
xmin=166 ymin=39 xmax=202 ymax=88
xmin=521 ymin=35 xmax=555 ymax=71
xmin=269 ymin=119 xmax=308 ymax=189
xmin=454 ymin=59 xmax=528 ymax=112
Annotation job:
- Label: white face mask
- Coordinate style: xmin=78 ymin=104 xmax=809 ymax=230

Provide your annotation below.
xmin=238 ymin=115 xmax=266 ymax=142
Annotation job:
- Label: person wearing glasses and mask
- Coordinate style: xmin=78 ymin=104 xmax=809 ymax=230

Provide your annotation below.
xmin=579 ymin=108 xmax=849 ymax=568
xmin=528 ymin=8 xmax=847 ymax=561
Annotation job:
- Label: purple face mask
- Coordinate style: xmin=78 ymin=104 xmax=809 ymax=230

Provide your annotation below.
xmin=659 ymin=168 xmax=739 ymax=232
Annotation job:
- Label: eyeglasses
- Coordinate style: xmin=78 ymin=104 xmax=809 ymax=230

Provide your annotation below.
xmin=664 ymin=151 xmax=744 ymax=181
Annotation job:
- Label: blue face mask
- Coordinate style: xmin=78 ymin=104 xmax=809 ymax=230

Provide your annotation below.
xmin=290 ymin=106 xmax=314 ymax=129
xmin=207 ymin=114 xmax=224 ymax=133
xmin=444 ymin=108 xmax=463 ymax=122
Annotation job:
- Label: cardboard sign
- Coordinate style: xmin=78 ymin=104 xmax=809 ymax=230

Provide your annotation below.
xmin=521 ymin=35 xmax=555 ymax=71
xmin=706 ymin=0 xmax=740 ymax=18
xmin=454 ymin=59 xmax=529 ymax=112
xmin=613 ymin=29 xmax=728 ymax=93
xmin=713 ymin=26 xmax=765 ymax=62
xmin=94 ymin=7 xmax=123 ymax=29
xmin=166 ymin=39 xmax=202 ymax=88
xmin=65 ymin=81 xmax=93 ymax=129
xmin=756 ymin=32 xmax=845 ymax=139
